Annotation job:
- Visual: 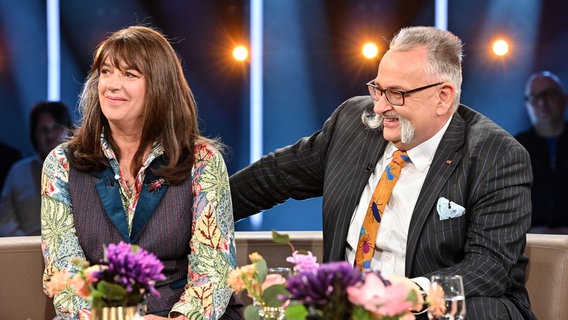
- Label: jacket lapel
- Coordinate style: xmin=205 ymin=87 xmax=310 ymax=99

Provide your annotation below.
xmin=405 ymin=113 xmax=466 ymax=274
xmin=130 ymin=166 xmax=169 ymax=243
xmin=94 ymin=168 xmax=131 ymax=242
xmin=94 ymin=157 xmax=170 ymax=243
xmin=328 ymin=128 xmax=387 ymax=261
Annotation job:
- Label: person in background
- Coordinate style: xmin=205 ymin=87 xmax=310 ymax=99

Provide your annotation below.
xmin=41 ymin=26 xmax=240 ymax=319
xmin=515 ymin=71 xmax=568 ymax=234
xmin=0 ymin=141 xmax=21 ymax=192
xmin=0 ymin=101 xmax=72 ymax=236
xmin=230 ymin=26 xmax=535 ymax=319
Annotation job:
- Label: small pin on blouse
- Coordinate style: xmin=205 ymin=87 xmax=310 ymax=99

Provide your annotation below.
xmin=446 ymin=160 xmax=452 ymax=165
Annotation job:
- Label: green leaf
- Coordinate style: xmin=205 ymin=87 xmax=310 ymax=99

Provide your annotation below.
xmin=244 ymin=305 xmax=260 ymax=320
xmin=406 ymin=286 xmax=418 ymax=304
xmin=283 ymin=304 xmax=309 ymax=320
xmin=96 ymin=280 xmax=128 ymax=302
xmin=256 ymin=259 xmax=267 ymax=283
xmin=351 ymin=306 xmax=372 ymax=320
xmin=261 ymin=284 xmax=290 ymax=307
xmin=271 ymin=230 xmax=291 ymax=245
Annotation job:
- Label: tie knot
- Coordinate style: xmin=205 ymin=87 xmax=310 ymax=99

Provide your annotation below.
xmin=392 ymin=150 xmax=411 ymax=167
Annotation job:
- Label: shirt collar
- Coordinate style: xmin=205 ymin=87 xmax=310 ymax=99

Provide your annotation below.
xmin=384 ymin=115 xmax=453 ymax=171
xmin=99 ymin=131 xmax=164 ymax=171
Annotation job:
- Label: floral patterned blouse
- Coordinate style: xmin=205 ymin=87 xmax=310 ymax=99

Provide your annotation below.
xmin=41 ymin=135 xmax=235 ymax=320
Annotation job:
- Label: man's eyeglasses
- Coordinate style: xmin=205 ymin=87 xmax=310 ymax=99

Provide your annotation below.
xmin=366 ymin=80 xmax=445 ymax=106
xmin=525 ymin=90 xmax=563 ymax=105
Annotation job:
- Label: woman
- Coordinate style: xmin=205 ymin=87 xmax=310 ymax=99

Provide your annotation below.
xmin=0 ymin=101 xmax=72 ymax=236
xmin=41 ymin=26 xmax=238 ymax=319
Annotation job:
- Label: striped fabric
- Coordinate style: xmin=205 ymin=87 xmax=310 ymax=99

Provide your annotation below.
xmin=230 ymin=96 xmax=536 ymax=319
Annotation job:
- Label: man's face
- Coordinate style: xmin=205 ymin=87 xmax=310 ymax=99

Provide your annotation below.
xmin=525 ymin=75 xmax=567 ymax=127
xmin=372 ymin=46 xmax=453 ymax=150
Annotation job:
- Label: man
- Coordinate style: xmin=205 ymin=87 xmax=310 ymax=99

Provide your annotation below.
xmin=230 ymin=26 xmax=535 ymax=319
xmin=515 ymin=71 xmax=568 ymax=234
xmin=0 ymin=101 xmax=72 ymax=236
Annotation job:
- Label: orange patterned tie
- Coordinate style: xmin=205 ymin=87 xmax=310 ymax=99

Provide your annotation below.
xmin=355 ymin=150 xmax=411 ymax=271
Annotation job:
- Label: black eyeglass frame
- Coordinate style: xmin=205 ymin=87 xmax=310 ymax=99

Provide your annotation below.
xmin=366 ymin=80 xmax=445 ymax=106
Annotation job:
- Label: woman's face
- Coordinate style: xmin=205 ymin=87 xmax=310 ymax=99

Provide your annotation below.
xmin=98 ymin=57 xmax=147 ymax=132
xmin=35 ymin=112 xmax=67 ymax=159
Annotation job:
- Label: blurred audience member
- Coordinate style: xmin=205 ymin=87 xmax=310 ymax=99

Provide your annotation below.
xmin=0 ymin=142 xmax=21 ymax=191
xmin=0 ymin=101 xmax=72 ymax=236
xmin=515 ymin=71 xmax=568 ymax=234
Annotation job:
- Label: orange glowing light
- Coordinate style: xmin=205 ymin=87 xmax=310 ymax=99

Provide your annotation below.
xmin=362 ymin=42 xmax=379 ymax=59
xmin=233 ymin=45 xmax=249 ymax=61
xmin=492 ymin=39 xmax=509 ymax=56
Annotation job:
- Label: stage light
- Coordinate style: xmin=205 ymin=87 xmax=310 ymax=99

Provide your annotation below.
xmin=492 ymin=39 xmax=509 ymax=56
xmin=233 ymin=45 xmax=249 ymax=61
xmin=362 ymin=42 xmax=379 ymax=59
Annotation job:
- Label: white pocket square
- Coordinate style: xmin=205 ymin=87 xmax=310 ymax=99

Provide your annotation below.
xmin=436 ymin=197 xmax=466 ymax=220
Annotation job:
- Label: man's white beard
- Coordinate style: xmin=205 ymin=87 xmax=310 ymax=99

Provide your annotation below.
xmin=377 ymin=113 xmax=415 ymax=144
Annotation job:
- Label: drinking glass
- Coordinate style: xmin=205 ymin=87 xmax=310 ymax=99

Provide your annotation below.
xmin=428 ymin=274 xmax=466 ymax=320
xmin=256 ymin=267 xmax=291 ymax=320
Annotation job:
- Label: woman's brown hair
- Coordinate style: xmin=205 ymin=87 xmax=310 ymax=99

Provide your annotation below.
xmin=67 ymin=25 xmax=212 ymax=185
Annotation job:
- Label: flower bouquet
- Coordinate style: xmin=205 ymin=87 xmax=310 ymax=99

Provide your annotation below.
xmin=228 ymin=231 xmax=434 ymax=320
xmin=46 ymin=241 xmax=165 ymax=318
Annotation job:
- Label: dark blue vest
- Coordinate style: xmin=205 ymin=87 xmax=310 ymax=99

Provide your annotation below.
xmin=69 ymin=162 xmax=192 ymax=314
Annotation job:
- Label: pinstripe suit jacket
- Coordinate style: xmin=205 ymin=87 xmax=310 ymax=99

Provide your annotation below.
xmin=230 ymin=96 xmax=536 ymax=319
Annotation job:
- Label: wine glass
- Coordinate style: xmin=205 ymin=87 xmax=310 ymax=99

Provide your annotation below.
xmin=428 ymin=274 xmax=466 ymax=320
xmin=256 ymin=267 xmax=292 ymax=320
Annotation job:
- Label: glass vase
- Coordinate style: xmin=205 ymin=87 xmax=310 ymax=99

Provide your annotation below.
xmin=90 ymin=304 xmax=144 ymax=320
xmin=258 ymin=304 xmax=285 ymax=320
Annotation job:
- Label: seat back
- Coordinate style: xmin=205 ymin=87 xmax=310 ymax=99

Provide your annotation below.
xmin=525 ymin=233 xmax=568 ymax=320
xmin=0 ymin=236 xmax=56 ymax=319
xmin=0 ymin=232 xmax=565 ymax=320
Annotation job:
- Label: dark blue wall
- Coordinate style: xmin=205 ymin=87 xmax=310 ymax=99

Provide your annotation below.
xmin=1 ymin=0 xmax=567 ymax=232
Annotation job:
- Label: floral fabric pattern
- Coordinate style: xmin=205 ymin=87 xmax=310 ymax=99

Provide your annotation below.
xmin=41 ymin=138 xmax=235 ymax=320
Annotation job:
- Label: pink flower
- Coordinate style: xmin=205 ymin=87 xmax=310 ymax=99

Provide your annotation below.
xmin=70 ymin=265 xmax=103 ymax=298
xmin=347 ymin=272 xmax=388 ymax=313
xmin=262 ymin=274 xmax=287 ymax=291
xmin=46 ymin=268 xmax=73 ymax=297
xmin=70 ymin=275 xmax=89 ymax=298
xmin=388 ymin=274 xmax=424 ymax=311
xmin=378 ymin=283 xmax=414 ymax=316
xmin=286 ymin=251 xmax=319 ymax=273
xmin=427 ymin=282 xmax=447 ymax=317
xmin=227 ymin=268 xmax=247 ymax=293
xmin=347 ymin=272 xmax=416 ymax=318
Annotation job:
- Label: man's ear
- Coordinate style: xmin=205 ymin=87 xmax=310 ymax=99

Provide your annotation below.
xmin=437 ymin=83 xmax=455 ymax=115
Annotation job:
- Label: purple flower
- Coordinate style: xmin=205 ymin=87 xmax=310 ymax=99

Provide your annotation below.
xmin=286 ymin=261 xmax=362 ymax=306
xmin=102 ymin=242 xmax=166 ymax=297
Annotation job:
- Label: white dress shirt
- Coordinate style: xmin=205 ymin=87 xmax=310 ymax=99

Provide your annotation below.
xmin=345 ymin=116 xmax=452 ymax=283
